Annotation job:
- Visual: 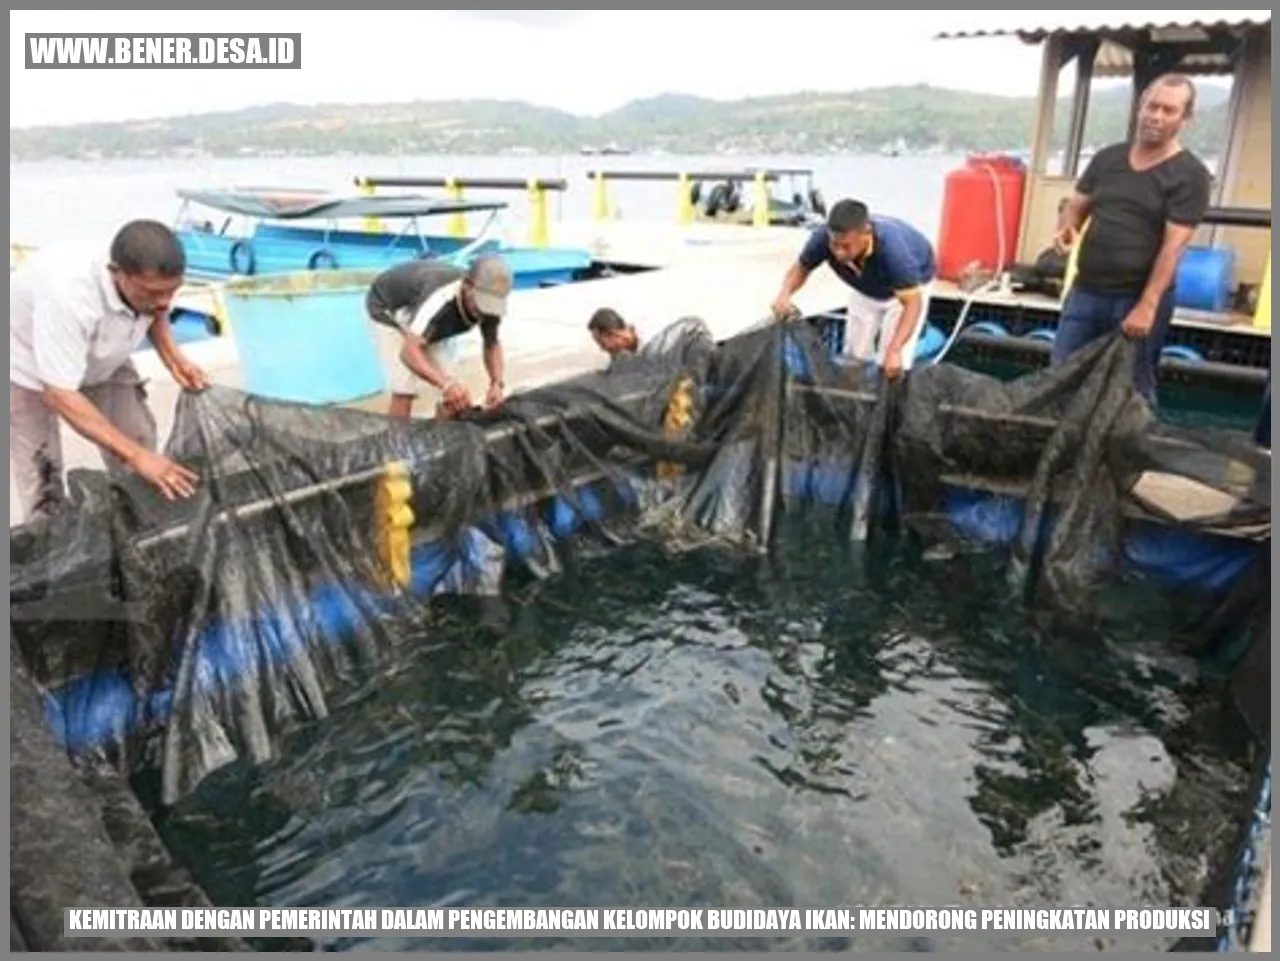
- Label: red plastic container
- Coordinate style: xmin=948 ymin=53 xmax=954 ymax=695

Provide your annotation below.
xmin=936 ymin=154 xmax=1027 ymax=282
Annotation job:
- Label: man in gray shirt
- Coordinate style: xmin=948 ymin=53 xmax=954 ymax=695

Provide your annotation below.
xmin=366 ymin=254 xmax=512 ymax=419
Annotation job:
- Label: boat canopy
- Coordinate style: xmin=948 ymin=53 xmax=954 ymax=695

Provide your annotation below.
xmin=176 ymin=188 xmax=509 ymax=221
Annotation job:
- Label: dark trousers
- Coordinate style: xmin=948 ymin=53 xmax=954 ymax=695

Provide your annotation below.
xmin=1050 ymin=285 xmax=1176 ymax=402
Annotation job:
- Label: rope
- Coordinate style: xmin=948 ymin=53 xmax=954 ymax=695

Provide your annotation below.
xmin=1218 ymin=758 xmax=1271 ymax=951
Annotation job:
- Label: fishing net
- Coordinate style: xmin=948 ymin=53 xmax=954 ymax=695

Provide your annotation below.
xmin=9 ymin=317 xmax=1270 ymax=813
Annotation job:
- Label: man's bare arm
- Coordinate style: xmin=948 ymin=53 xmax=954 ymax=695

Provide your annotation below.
xmin=42 ymin=386 xmax=199 ymax=498
xmin=885 ymin=289 xmax=925 ymax=358
xmin=399 ymin=335 xmax=455 ymax=390
xmin=147 ymin=311 xmax=181 ymax=368
xmin=1059 ymin=191 xmax=1093 ymax=233
xmin=772 ymin=262 xmax=813 ymax=317
xmin=1139 ymin=222 xmax=1197 ymax=310
xmin=483 ymin=342 xmax=504 ymax=389
xmin=1054 ymin=191 xmax=1094 ymax=252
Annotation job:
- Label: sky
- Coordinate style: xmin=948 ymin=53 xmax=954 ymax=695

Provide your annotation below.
xmin=10 ymin=9 xmax=1264 ymax=128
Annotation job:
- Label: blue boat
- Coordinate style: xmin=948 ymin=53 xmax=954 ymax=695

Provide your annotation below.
xmin=172 ymin=186 xmax=596 ymax=288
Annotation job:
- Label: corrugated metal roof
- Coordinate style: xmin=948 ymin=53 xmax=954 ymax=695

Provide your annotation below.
xmin=935 ymin=15 xmax=1269 ymax=77
xmin=935 ymin=15 xmax=1270 ymax=42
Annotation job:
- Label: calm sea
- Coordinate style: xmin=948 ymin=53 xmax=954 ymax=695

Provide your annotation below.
xmin=10 ymin=152 xmax=962 ymax=253
xmin=148 ymin=521 xmax=1253 ymax=952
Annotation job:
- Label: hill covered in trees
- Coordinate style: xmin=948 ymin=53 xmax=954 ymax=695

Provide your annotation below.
xmin=10 ymin=82 xmax=1231 ymax=161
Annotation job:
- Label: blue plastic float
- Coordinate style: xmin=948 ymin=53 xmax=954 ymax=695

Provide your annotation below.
xmin=967 ymin=320 xmax=1010 ymax=338
xmin=1174 ymin=246 xmax=1236 ymax=313
xmin=783 ymin=323 xmax=948 ymax=382
xmin=35 ymin=350 xmax=1264 ymax=756
xmin=1160 ymin=344 xmax=1206 ymax=364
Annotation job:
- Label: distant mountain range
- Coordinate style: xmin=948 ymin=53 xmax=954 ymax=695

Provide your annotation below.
xmin=9 ymin=83 xmax=1232 ymax=162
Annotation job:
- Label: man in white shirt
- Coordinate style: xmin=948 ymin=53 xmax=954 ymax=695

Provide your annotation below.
xmin=9 ymin=219 xmax=209 ymax=522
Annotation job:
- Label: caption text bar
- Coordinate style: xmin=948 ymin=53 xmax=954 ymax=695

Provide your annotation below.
xmin=65 ymin=906 xmax=1222 ymax=939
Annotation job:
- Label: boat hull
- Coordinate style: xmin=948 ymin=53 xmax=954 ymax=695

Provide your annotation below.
xmin=177 ymin=222 xmax=594 ymax=287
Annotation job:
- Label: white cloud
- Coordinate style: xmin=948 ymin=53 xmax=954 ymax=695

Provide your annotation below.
xmin=10 ymin=9 xmax=1260 ymax=128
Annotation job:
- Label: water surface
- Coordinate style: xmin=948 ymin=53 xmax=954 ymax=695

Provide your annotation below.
xmin=151 ymin=513 xmax=1255 ymax=952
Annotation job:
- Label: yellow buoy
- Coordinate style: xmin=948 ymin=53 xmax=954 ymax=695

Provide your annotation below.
xmin=374 ymin=461 xmax=415 ymax=589
xmin=656 ymin=375 xmax=696 ymax=479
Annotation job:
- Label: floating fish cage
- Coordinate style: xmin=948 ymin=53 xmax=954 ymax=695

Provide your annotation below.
xmin=10 ymin=319 xmax=1270 ymax=951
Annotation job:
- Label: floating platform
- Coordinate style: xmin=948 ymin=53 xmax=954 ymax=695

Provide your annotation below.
xmin=11 ymin=323 xmax=1268 ymax=757
xmin=177 ymin=218 xmax=1273 ymax=398
xmin=9 ymin=218 xmax=1271 ymax=524
xmin=928 ymin=280 xmax=1271 ymax=394
xmin=8 ymin=314 xmax=1269 ymax=953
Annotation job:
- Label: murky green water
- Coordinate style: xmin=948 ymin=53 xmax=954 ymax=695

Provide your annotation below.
xmin=149 ymin=513 xmax=1255 ymax=952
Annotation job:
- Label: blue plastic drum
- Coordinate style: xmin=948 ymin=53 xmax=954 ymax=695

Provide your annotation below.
xmin=1174 ymin=246 xmax=1236 ymax=313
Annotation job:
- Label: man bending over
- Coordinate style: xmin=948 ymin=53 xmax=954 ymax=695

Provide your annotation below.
xmin=367 ymin=254 xmax=512 ymax=419
xmin=10 ymin=219 xmax=208 ymax=521
xmin=771 ymin=198 xmax=936 ymax=380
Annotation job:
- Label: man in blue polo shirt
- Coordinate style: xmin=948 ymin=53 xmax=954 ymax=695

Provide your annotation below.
xmin=771 ymin=198 xmax=936 ymax=380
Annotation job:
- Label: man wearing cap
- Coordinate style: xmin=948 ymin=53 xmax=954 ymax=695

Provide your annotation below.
xmin=366 ymin=254 xmax=512 ymax=419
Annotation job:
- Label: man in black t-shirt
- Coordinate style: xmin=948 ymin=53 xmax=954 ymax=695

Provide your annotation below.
xmin=366 ymin=254 xmax=512 ymax=419
xmin=1052 ymin=72 xmax=1212 ymax=402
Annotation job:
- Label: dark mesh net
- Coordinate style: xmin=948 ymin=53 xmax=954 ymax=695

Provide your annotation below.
xmin=9 ymin=317 xmax=1270 ymax=807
